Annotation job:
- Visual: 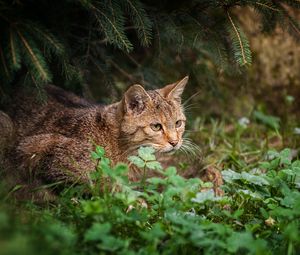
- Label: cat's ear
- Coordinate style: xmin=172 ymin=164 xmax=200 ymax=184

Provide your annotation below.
xmin=123 ymin=84 xmax=151 ymax=114
xmin=159 ymin=76 xmax=188 ymax=102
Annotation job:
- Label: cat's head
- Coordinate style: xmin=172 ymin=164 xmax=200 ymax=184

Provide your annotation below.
xmin=119 ymin=76 xmax=188 ymax=153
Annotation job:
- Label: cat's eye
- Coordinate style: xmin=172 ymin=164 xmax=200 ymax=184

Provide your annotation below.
xmin=150 ymin=123 xmax=162 ymax=131
xmin=176 ymin=120 xmax=183 ymax=128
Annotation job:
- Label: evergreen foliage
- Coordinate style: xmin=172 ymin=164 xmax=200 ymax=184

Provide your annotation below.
xmin=0 ymin=0 xmax=300 ymax=96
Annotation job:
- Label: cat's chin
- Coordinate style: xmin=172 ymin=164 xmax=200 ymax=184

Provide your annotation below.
xmin=160 ymin=148 xmax=173 ymax=153
xmin=139 ymin=144 xmax=180 ymax=153
xmin=158 ymin=146 xmax=178 ymax=154
xmin=165 ymin=150 xmax=177 ymax=155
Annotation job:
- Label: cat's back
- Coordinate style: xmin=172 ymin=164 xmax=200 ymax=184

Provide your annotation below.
xmin=10 ymin=85 xmax=98 ymax=138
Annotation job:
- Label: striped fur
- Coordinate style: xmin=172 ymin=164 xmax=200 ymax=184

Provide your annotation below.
xmin=3 ymin=77 xmax=188 ymax=197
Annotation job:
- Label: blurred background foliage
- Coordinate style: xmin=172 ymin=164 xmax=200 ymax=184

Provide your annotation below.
xmin=0 ymin=0 xmax=300 ymax=114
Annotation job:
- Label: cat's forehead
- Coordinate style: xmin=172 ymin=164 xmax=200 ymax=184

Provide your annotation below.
xmin=147 ymin=90 xmax=183 ymax=119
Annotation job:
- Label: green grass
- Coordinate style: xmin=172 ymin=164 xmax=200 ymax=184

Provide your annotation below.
xmin=1 ymin=113 xmax=300 ymax=255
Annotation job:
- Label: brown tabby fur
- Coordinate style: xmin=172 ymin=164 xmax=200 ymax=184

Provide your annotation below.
xmin=1 ymin=77 xmax=189 ymax=198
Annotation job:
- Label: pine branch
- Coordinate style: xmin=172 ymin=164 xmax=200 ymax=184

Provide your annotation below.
xmin=226 ymin=11 xmax=252 ymax=66
xmin=122 ymin=0 xmax=153 ymax=46
xmin=0 ymin=46 xmax=10 ymax=80
xmin=62 ymin=60 xmax=82 ymax=83
xmin=17 ymin=30 xmax=52 ymax=82
xmin=227 ymin=11 xmax=247 ymax=65
xmin=156 ymin=14 xmax=183 ymax=51
xmin=276 ymin=2 xmax=300 ymax=41
xmin=288 ymin=16 xmax=300 ymax=37
xmin=1 ymin=0 xmax=300 ymax=93
xmin=184 ymin=12 xmax=229 ymax=70
xmin=282 ymin=0 xmax=300 ymax=8
xmin=9 ymin=29 xmax=18 ymax=68
xmin=89 ymin=1 xmax=133 ymax=52
xmin=253 ymin=1 xmax=280 ymax=11
xmin=250 ymin=1 xmax=283 ymax=33
xmin=200 ymin=39 xmax=229 ymax=71
xmin=7 ymin=28 xmax=21 ymax=70
xmin=26 ymin=23 xmax=65 ymax=57
xmin=24 ymin=71 xmax=47 ymax=100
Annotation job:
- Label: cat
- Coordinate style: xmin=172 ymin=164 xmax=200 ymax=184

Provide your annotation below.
xmin=1 ymin=76 xmax=189 ymax=198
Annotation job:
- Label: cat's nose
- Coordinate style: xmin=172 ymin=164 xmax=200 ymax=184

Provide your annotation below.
xmin=169 ymin=140 xmax=178 ymax=147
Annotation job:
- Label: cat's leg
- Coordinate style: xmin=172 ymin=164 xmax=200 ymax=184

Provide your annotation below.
xmin=17 ymin=133 xmax=96 ymax=185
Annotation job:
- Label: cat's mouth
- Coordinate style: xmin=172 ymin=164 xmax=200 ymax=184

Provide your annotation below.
xmin=138 ymin=142 xmax=181 ymax=153
xmin=158 ymin=143 xmax=181 ymax=153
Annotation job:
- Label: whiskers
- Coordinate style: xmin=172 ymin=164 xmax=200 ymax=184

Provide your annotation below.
xmin=178 ymin=138 xmax=202 ymax=159
xmin=182 ymin=90 xmax=201 ymax=113
xmin=183 ymin=102 xmax=200 ymax=113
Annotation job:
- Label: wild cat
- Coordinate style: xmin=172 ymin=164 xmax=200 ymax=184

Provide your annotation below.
xmin=0 ymin=77 xmax=190 ymax=198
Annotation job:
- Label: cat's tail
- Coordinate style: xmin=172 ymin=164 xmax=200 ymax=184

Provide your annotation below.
xmin=0 ymin=111 xmax=14 ymax=154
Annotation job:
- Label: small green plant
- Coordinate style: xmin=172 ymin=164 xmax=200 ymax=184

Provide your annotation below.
xmin=1 ymin=144 xmax=300 ymax=254
xmin=253 ymin=110 xmax=281 ymax=131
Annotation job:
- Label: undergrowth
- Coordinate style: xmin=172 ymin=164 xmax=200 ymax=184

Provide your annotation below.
xmin=1 ymin=116 xmax=300 ymax=255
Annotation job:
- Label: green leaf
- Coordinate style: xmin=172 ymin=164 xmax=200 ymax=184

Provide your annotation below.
xmin=253 ymin=110 xmax=280 ymax=130
xmin=192 ymin=189 xmax=221 ymax=203
xmin=279 ymin=148 xmax=291 ymax=165
xmin=270 ymin=158 xmax=281 ymax=169
xmin=138 ymin=146 xmax=156 ymax=161
xmin=292 ymin=160 xmax=300 ymax=168
xmin=147 ymin=177 xmax=166 ymax=185
xmin=283 ymin=223 xmax=300 ymax=242
xmin=238 ymin=189 xmax=263 ymax=200
xmin=226 ymin=232 xmax=267 ymax=253
xmin=99 ymin=157 xmax=111 ymax=175
xmin=91 ymin=151 xmax=101 ymax=160
xmin=168 ymin=175 xmax=186 ymax=187
xmin=241 ymin=172 xmax=269 ymax=186
xmin=96 ymin=146 xmax=105 ymax=157
xmin=128 ymin=155 xmax=145 ymax=168
xmin=223 ymin=169 xmax=269 ymax=186
xmin=267 ymin=149 xmax=279 ymax=159
xmin=84 ymin=223 xmax=111 ymax=242
xmin=114 ymin=163 xmax=128 ymax=175
xmin=146 ymin=161 xmax=162 ymax=170
xmin=259 ymin=207 xmax=269 ymax=219
xmin=280 ymin=191 xmax=300 ymax=208
xmin=140 ymin=223 xmax=165 ymax=241
xmin=222 ymin=169 xmax=241 ymax=183
xmin=45 ymin=222 xmax=77 ymax=246
xmin=165 ymin=167 xmax=177 ymax=176
xmin=98 ymin=236 xmax=126 ymax=251
xmin=259 ymin=161 xmax=270 ymax=170
xmin=82 ymin=200 xmax=103 ymax=215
